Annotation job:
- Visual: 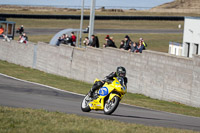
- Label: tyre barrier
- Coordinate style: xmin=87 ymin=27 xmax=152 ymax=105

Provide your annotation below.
xmin=0 ymin=14 xmax=184 ymax=21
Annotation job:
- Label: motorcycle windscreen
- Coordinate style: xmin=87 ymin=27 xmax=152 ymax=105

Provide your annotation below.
xmin=98 ymin=87 xmax=109 ymax=96
xmin=117 ymin=77 xmax=126 ymax=91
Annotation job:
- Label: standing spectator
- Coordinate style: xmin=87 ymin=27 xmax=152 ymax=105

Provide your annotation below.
xmin=136 ymin=40 xmax=144 ymax=53
xmin=18 ymin=32 xmax=28 ymax=44
xmin=103 ymin=36 xmax=117 ymax=48
xmin=90 ymin=35 xmax=99 ymax=48
xmin=119 ymin=40 xmax=125 ymax=49
xmin=56 ymin=34 xmax=65 ymax=46
xmin=124 ymin=35 xmax=131 ymax=50
xmin=83 ymin=37 xmax=91 ymax=47
xmin=129 ymin=41 xmax=137 ymax=53
xmin=139 ymin=37 xmax=147 ymax=50
xmin=64 ymin=34 xmax=72 ymax=45
xmin=71 ymin=32 xmax=76 ymax=46
xmin=0 ymin=25 xmax=4 ymax=35
xmin=16 ymin=25 xmax=24 ymax=35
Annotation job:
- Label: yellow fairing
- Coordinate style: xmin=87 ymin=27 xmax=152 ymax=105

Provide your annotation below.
xmin=89 ymin=77 xmax=127 ymax=110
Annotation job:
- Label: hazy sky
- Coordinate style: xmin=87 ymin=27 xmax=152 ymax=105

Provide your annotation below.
xmin=0 ymin=0 xmax=174 ymax=8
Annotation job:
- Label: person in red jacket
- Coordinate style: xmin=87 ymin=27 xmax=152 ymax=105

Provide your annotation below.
xmin=0 ymin=25 xmax=4 ymax=35
xmin=71 ymin=32 xmax=76 ymax=46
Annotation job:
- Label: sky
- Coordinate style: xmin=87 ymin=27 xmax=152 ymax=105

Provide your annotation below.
xmin=0 ymin=0 xmax=174 ymax=9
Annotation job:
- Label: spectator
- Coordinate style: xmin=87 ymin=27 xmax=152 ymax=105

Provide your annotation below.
xmin=123 ymin=35 xmax=131 ymax=50
xmin=18 ymin=32 xmax=28 ymax=44
xmin=16 ymin=25 xmax=24 ymax=35
xmin=103 ymin=36 xmax=117 ymax=48
xmin=90 ymin=35 xmax=99 ymax=48
xmin=129 ymin=41 xmax=137 ymax=53
xmin=139 ymin=38 xmax=147 ymax=50
xmin=119 ymin=40 xmax=125 ymax=49
xmin=136 ymin=40 xmax=144 ymax=53
xmin=83 ymin=37 xmax=91 ymax=46
xmin=56 ymin=34 xmax=65 ymax=46
xmin=2 ymin=34 xmax=11 ymax=42
xmin=64 ymin=34 xmax=72 ymax=45
xmin=0 ymin=25 xmax=4 ymax=35
xmin=71 ymin=32 xmax=76 ymax=46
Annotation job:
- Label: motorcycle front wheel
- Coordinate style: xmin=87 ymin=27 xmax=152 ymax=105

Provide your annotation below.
xmin=81 ymin=95 xmax=91 ymax=112
xmin=104 ymin=96 xmax=120 ymax=115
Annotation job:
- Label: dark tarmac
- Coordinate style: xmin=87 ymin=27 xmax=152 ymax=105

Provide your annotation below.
xmin=0 ymin=74 xmax=200 ymax=131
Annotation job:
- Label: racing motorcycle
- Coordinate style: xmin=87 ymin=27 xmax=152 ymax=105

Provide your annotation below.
xmin=81 ymin=77 xmax=127 ymax=115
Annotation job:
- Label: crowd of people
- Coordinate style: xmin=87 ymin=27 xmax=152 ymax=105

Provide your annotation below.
xmin=0 ymin=24 xmax=28 ymax=44
xmin=17 ymin=25 xmax=29 ymax=44
xmin=56 ymin=32 xmax=76 ymax=46
xmin=119 ymin=35 xmax=147 ymax=53
xmin=56 ymin=33 xmax=147 ymax=53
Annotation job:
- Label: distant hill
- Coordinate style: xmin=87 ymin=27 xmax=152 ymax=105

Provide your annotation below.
xmin=150 ymin=0 xmax=200 ymax=14
xmin=153 ymin=0 xmax=200 ymax=9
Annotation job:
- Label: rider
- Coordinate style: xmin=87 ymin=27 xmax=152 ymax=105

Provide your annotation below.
xmin=88 ymin=66 xmax=128 ymax=98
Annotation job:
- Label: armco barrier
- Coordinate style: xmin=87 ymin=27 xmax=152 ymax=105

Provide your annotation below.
xmin=0 ymin=13 xmax=184 ymax=21
xmin=0 ymin=40 xmax=199 ymax=107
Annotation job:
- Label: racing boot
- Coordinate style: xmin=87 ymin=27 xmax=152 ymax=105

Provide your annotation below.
xmin=88 ymin=81 xmax=103 ymax=98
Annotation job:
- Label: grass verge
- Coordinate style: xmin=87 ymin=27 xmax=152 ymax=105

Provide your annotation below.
xmin=1 ymin=106 xmax=199 ymax=133
xmin=0 ymin=60 xmax=200 ymax=117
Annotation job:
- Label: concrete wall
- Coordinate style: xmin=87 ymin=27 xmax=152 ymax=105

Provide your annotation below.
xmin=0 ymin=40 xmax=200 ymax=107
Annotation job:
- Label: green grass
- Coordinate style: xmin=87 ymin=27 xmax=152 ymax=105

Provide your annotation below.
xmin=1 ymin=106 xmax=199 ymax=133
xmin=8 ymin=18 xmax=184 ymax=30
xmin=0 ymin=60 xmax=200 ymax=118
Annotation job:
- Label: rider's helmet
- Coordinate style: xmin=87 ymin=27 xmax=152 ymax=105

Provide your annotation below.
xmin=116 ymin=66 xmax=126 ymax=78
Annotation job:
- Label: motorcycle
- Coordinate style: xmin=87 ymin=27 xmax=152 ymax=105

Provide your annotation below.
xmin=81 ymin=77 xmax=127 ymax=115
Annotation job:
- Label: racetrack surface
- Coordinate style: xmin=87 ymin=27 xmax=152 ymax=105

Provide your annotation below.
xmin=23 ymin=28 xmax=183 ymax=35
xmin=0 ymin=74 xmax=200 ymax=131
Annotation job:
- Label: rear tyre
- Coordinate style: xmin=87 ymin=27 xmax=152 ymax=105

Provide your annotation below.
xmin=104 ymin=96 xmax=120 ymax=115
xmin=81 ymin=95 xmax=91 ymax=112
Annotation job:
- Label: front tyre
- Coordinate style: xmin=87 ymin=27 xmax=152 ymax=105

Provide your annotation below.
xmin=81 ymin=95 xmax=91 ymax=112
xmin=104 ymin=96 xmax=120 ymax=115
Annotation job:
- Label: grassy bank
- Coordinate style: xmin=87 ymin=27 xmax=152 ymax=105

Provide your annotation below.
xmin=0 ymin=60 xmax=200 ymax=117
xmin=1 ymin=106 xmax=199 ymax=133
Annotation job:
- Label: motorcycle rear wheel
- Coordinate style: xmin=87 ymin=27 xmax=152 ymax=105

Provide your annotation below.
xmin=81 ymin=95 xmax=91 ymax=112
xmin=104 ymin=96 xmax=120 ymax=115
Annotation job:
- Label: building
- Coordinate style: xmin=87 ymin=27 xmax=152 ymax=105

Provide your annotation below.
xmin=0 ymin=21 xmax=16 ymax=40
xmin=168 ymin=42 xmax=183 ymax=56
xmin=182 ymin=17 xmax=200 ymax=58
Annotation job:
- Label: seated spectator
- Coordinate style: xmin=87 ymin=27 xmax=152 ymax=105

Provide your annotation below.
xmin=139 ymin=37 xmax=147 ymax=50
xmin=16 ymin=25 xmax=24 ymax=35
xmin=83 ymin=37 xmax=91 ymax=46
xmin=129 ymin=41 xmax=137 ymax=53
xmin=90 ymin=35 xmax=99 ymax=48
xmin=0 ymin=25 xmax=4 ymax=35
xmin=136 ymin=40 xmax=144 ymax=53
xmin=18 ymin=32 xmax=28 ymax=44
xmin=119 ymin=40 xmax=125 ymax=49
xmin=2 ymin=34 xmax=11 ymax=42
xmin=103 ymin=36 xmax=117 ymax=48
xmin=123 ymin=35 xmax=131 ymax=50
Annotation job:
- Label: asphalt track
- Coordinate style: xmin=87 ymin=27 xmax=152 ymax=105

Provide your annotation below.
xmin=23 ymin=28 xmax=183 ymax=35
xmin=0 ymin=74 xmax=200 ymax=131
